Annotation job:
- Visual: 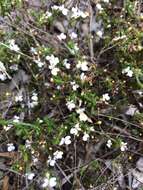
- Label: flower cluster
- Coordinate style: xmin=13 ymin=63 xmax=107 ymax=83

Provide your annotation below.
xmin=7 ymin=143 xmax=15 ymax=152
xmin=71 ymin=7 xmax=89 ymax=19
xmin=52 ymin=5 xmax=68 ymax=16
xmin=48 ymin=150 xmax=63 ymax=167
xmin=42 ymin=173 xmax=57 ymax=188
xmin=46 ymin=54 xmax=60 ymax=76
xmin=29 ymin=92 xmax=38 ymax=108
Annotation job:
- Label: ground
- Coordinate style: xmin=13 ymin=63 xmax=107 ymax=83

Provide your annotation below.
xmin=0 ymin=0 xmax=143 ymax=189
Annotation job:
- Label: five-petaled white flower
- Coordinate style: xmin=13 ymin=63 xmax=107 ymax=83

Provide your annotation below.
xmin=42 ymin=177 xmax=57 ymax=188
xmin=120 ymin=142 xmax=127 ymax=152
xmin=13 ymin=115 xmax=20 ymax=123
xmin=122 ymin=67 xmax=133 ymax=77
xmin=59 ymin=136 xmax=71 ymax=145
xmin=70 ymin=32 xmax=78 ymax=39
xmin=77 ymin=60 xmax=89 ymax=71
xmin=66 ymin=100 xmax=76 ymax=111
xmin=76 ymin=108 xmax=92 ymax=122
xmin=71 ymin=81 xmax=79 ymax=91
xmin=45 ymin=11 xmax=52 ymax=18
xmin=82 ymin=133 xmax=90 ymax=141
xmin=96 ymin=3 xmax=103 ymax=11
xmin=53 ymin=150 xmax=63 ymax=159
xmin=96 ymin=30 xmax=103 ymax=38
xmin=26 ymin=173 xmax=35 ymax=180
xmin=70 ymin=128 xmax=78 ymax=135
xmin=7 ymin=143 xmax=15 ymax=152
xmin=57 ymin=33 xmax=66 ymax=41
xmin=15 ymin=93 xmax=23 ymax=102
xmin=52 ymin=5 xmax=68 ymax=16
xmin=102 ymin=93 xmax=110 ymax=102
xmin=63 ymin=59 xmax=71 ymax=69
xmin=106 ymin=139 xmax=112 ymax=148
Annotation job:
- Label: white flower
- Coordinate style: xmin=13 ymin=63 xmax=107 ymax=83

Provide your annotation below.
xmin=71 ymin=81 xmax=79 ymax=91
xmin=82 ymin=133 xmax=90 ymax=141
xmin=89 ymin=126 xmax=95 ymax=132
xmin=9 ymin=64 xmax=18 ymax=71
xmin=79 ymin=112 xmax=89 ymax=122
xmin=34 ymin=60 xmax=45 ymax=68
xmin=46 ymin=55 xmax=59 ymax=65
xmin=59 ymin=136 xmax=71 ymax=145
xmin=103 ymin=0 xmax=109 ymax=3
xmin=49 ymin=177 xmax=57 ymax=187
xmin=70 ymin=123 xmax=81 ymax=135
xmin=63 ymin=59 xmax=70 ymax=69
xmin=120 ymin=142 xmax=127 ymax=152
xmin=59 ymin=5 xmax=68 ymax=16
xmin=13 ymin=115 xmax=20 ymax=123
xmin=77 ymin=60 xmax=89 ymax=71
xmin=53 ymin=150 xmax=63 ymax=160
xmin=72 ymin=84 xmax=79 ymax=91
xmin=126 ymin=70 xmax=133 ymax=77
xmin=70 ymin=128 xmax=78 ymax=135
xmin=0 ymin=73 xmax=7 ymax=81
xmin=113 ymin=35 xmax=127 ymax=42
xmin=15 ymin=94 xmax=23 ymax=102
xmin=4 ymin=124 xmax=13 ymax=131
xmin=0 ymin=61 xmax=6 ymax=72
xmin=51 ymin=67 xmax=60 ymax=76
xmin=48 ymin=158 xmax=56 ymax=167
xmin=102 ymin=93 xmax=110 ymax=102
xmin=74 ymin=123 xmax=81 ymax=130
xmin=46 ymin=55 xmax=60 ymax=75
xmin=71 ymin=7 xmax=89 ymax=19
xmin=80 ymin=72 xmax=86 ymax=81
xmin=42 ymin=177 xmax=57 ymax=188
xmin=25 ymin=140 xmax=32 ymax=149
xmin=52 ymin=5 xmax=59 ymax=10
xmin=52 ymin=5 xmax=68 ymax=16
xmin=7 ymin=143 xmax=15 ymax=152
xmin=64 ymin=136 xmax=72 ymax=145
xmin=70 ymin=32 xmax=77 ymax=39
xmin=29 ymin=92 xmax=38 ymax=108
xmin=45 ymin=11 xmax=52 ymax=18
xmin=42 ymin=178 xmax=49 ymax=188
xmin=47 ymin=156 xmax=56 ymax=166
xmin=76 ymin=108 xmax=92 ymax=122
xmin=76 ymin=108 xmax=91 ymax=121
xmin=96 ymin=30 xmax=103 ymax=38
xmin=66 ymin=100 xmax=76 ymax=111
xmin=122 ymin=67 xmax=133 ymax=77
xmin=96 ymin=3 xmax=103 ymax=11
xmin=71 ymin=7 xmax=80 ymax=19
xmin=29 ymin=101 xmax=38 ymax=108
xmin=70 ymin=43 xmax=79 ymax=54
xmin=26 ymin=173 xmax=35 ymax=180
xmin=106 ymin=140 xmax=112 ymax=148
xmin=57 ymin=33 xmax=66 ymax=41
xmin=80 ymin=11 xmax=89 ymax=18
xmin=9 ymin=39 xmax=20 ymax=52
xmin=31 ymin=93 xmax=38 ymax=102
